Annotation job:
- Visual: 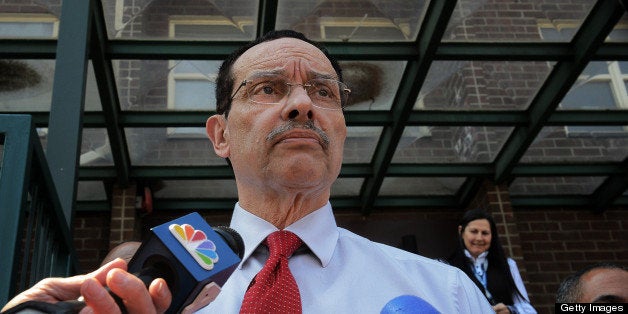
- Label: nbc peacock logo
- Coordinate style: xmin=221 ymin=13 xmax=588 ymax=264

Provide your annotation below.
xmin=169 ymin=223 xmax=219 ymax=270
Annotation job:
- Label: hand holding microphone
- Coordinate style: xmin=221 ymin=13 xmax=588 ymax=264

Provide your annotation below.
xmin=2 ymin=212 xmax=243 ymax=314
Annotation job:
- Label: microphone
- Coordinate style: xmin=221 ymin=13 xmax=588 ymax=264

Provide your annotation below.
xmin=2 ymin=212 xmax=243 ymax=314
xmin=380 ymin=295 xmax=440 ymax=314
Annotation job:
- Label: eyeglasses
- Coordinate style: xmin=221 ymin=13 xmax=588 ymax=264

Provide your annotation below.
xmin=230 ymin=74 xmax=351 ymax=110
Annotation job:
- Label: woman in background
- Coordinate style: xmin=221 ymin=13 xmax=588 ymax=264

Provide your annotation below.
xmin=447 ymin=208 xmax=536 ymax=314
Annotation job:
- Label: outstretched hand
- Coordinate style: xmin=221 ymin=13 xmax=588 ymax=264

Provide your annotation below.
xmin=2 ymin=258 xmax=172 ymax=314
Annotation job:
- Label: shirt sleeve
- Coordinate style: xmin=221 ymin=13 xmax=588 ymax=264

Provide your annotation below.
xmin=507 ymin=258 xmax=537 ymax=314
xmin=452 ymin=267 xmax=496 ymax=314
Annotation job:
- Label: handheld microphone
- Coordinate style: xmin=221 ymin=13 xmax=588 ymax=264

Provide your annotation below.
xmin=380 ymin=295 xmax=440 ymax=314
xmin=2 ymin=212 xmax=243 ymax=314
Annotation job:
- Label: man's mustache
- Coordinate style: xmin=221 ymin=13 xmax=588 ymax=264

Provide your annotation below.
xmin=266 ymin=120 xmax=330 ymax=148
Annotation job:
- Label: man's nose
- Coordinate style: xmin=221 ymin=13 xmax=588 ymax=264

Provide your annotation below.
xmin=282 ymin=85 xmax=314 ymax=121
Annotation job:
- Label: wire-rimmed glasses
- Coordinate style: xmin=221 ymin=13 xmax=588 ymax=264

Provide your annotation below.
xmin=230 ymin=74 xmax=351 ymax=110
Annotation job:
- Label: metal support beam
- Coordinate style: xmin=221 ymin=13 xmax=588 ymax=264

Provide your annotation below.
xmin=493 ymin=0 xmax=625 ymax=183
xmin=359 ymin=0 xmax=458 ymax=215
xmin=46 ymin=0 xmax=93 ymax=224
xmin=257 ymin=0 xmax=278 ymax=37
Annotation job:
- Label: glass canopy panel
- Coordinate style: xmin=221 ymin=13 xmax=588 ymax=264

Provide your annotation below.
xmin=0 ymin=60 xmax=55 ymax=112
xmin=126 ymin=128 xmax=226 ymax=166
xmin=116 ymin=60 xmax=220 ymax=111
xmin=607 ymin=13 xmax=628 ymax=42
xmin=558 ymin=61 xmax=628 ymax=110
xmin=154 ymin=180 xmax=238 ymax=199
xmin=77 ymin=180 xmax=107 ymax=201
xmin=379 ymin=177 xmax=465 ymax=196
xmin=521 ymin=126 xmax=628 ymax=163
xmin=331 ymin=178 xmax=364 ymax=197
xmin=392 ymin=126 xmax=512 ymax=163
xmin=37 ymin=128 xmax=113 ymax=165
xmin=343 ymin=126 xmax=382 ymax=164
xmin=101 ymin=0 xmax=257 ymax=40
xmin=276 ymin=0 xmax=428 ymax=42
xmin=509 ymin=176 xmax=605 ymax=195
xmin=342 ymin=61 xmax=406 ymax=111
xmin=80 ymin=128 xmax=114 ymax=166
xmin=0 ymin=2 xmax=60 ymax=39
xmin=0 ymin=60 xmax=101 ymax=112
xmin=417 ymin=61 xmax=554 ymax=110
xmin=443 ymin=0 xmax=595 ymax=42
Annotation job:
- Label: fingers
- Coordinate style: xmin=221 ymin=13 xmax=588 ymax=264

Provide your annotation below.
xmin=106 ymin=269 xmax=171 ymax=314
xmin=149 ymin=278 xmax=172 ymax=313
xmin=80 ymin=278 xmax=121 ymax=314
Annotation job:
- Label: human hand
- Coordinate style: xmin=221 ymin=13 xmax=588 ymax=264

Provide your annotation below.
xmin=2 ymin=258 xmax=172 ymax=314
xmin=492 ymin=302 xmax=511 ymax=314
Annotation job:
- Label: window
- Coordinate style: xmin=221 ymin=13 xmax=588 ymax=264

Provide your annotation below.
xmin=540 ymin=20 xmax=628 ymax=136
xmin=166 ymin=16 xmax=253 ymax=137
xmin=0 ymin=13 xmax=58 ymax=38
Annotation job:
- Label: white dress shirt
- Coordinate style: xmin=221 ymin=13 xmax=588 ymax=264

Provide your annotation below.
xmin=198 ymin=202 xmax=493 ymax=313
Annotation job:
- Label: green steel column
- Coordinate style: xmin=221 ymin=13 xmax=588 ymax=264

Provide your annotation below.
xmin=0 ymin=115 xmax=33 ymax=305
xmin=46 ymin=0 xmax=93 ymax=224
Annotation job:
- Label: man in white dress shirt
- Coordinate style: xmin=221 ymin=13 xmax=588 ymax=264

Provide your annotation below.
xmin=3 ymin=30 xmax=493 ymax=314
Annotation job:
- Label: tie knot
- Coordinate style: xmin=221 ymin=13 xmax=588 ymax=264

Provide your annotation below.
xmin=265 ymin=230 xmax=302 ymax=258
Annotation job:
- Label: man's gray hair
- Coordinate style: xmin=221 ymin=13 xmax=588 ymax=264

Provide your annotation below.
xmin=556 ymin=262 xmax=627 ymax=302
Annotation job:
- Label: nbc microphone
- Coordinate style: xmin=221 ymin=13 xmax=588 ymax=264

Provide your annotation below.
xmin=380 ymin=295 xmax=441 ymax=314
xmin=2 ymin=212 xmax=243 ymax=314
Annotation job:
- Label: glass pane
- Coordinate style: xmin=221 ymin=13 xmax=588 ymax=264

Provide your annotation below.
xmin=37 ymin=128 xmax=113 ymax=165
xmin=509 ymin=176 xmax=605 ymax=195
xmin=77 ymin=181 xmax=107 ymax=201
xmin=154 ymin=180 xmax=237 ymax=198
xmin=116 ymin=60 xmax=219 ymax=111
xmin=0 ymin=60 xmax=55 ymax=111
xmin=392 ymin=126 xmax=512 ymax=163
xmin=521 ymin=126 xmax=628 ymax=163
xmin=559 ymin=61 xmax=628 ymax=110
xmin=444 ymin=0 xmax=595 ymax=42
xmin=342 ymin=61 xmax=406 ymax=111
xmin=126 ymin=128 xmax=225 ymax=166
xmin=276 ymin=0 xmax=428 ymax=42
xmin=344 ymin=126 xmax=382 ymax=164
xmin=80 ymin=128 xmax=113 ymax=166
xmin=607 ymin=13 xmax=628 ymax=42
xmin=418 ymin=61 xmax=554 ymax=110
xmin=379 ymin=177 xmax=465 ymax=196
xmin=101 ymin=0 xmax=257 ymax=40
xmin=0 ymin=2 xmax=60 ymax=39
xmin=331 ymin=178 xmax=363 ymax=197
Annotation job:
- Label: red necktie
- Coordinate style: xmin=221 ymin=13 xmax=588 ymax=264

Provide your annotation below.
xmin=240 ymin=230 xmax=303 ymax=314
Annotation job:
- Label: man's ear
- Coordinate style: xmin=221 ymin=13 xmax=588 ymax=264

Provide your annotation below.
xmin=206 ymin=114 xmax=230 ymax=158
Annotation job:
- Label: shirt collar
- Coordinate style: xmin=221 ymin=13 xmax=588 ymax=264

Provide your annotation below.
xmin=230 ymin=202 xmax=338 ymax=268
xmin=464 ymin=249 xmax=489 ymax=265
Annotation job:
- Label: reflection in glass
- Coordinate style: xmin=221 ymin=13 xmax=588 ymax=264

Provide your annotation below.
xmin=101 ymin=0 xmax=257 ymax=40
xmin=126 ymin=128 xmax=225 ymax=166
xmin=559 ymin=61 xmax=628 ymax=111
xmin=392 ymin=126 xmax=512 ymax=163
xmin=0 ymin=60 xmax=54 ymax=111
xmin=276 ymin=0 xmax=428 ymax=42
xmin=331 ymin=178 xmax=363 ymax=197
xmin=444 ymin=0 xmax=594 ymax=42
xmin=341 ymin=61 xmax=405 ymax=111
xmin=418 ymin=61 xmax=554 ymax=110
xmin=77 ymin=181 xmax=107 ymax=201
xmin=509 ymin=176 xmax=605 ymax=195
xmin=154 ymin=180 xmax=237 ymax=199
xmin=344 ymin=126 xmax=382 ymax=164
xmin=116 ymin=60 xmax=219 ymax=111
xmin=80 ymin=129 xmax=113 ymax=166
xmin=380 ymin=177 xmax=465 ymax=196
xmin=521 ymin=126 xmax=628 ymax=163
